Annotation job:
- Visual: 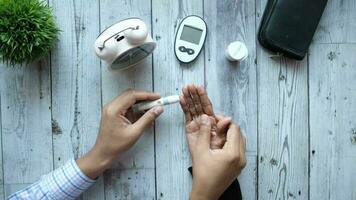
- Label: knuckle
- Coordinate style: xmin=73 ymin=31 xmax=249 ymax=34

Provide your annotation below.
xmin=124 ymin=88 xmax=134 ymax=94
xmin=226 ymin=153 xmax=238 ymax=164
xmin=228 ymin=151 xmax=244 ymax=164
xmin=103 ymin=104 xmax=115 ymax=116
xmin=232 ymin=153 xmax=241 ymax=162
xmin=240 ymin=157 xmax=247 ymax=169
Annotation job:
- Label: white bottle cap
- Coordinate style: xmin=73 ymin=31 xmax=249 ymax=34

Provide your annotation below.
xmin=225 ymin=41 xmax=248 ymax=62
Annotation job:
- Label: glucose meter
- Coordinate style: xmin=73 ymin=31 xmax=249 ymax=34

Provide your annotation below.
xmin=174 ymin=15 xmax=207 ymax=63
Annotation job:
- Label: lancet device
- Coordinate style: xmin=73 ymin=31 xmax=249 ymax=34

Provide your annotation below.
xmin=131 ymin=95 xmax=180 ymax=112
xmin=174 ymin=15 xmax=207 ymax=63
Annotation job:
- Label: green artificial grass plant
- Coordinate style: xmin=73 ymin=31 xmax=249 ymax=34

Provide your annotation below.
xmin=0 ymin=0 xmax=60 ymax=65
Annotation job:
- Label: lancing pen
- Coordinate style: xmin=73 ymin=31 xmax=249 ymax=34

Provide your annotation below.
xmin=131 ymin=95 xmax=180 ymax=112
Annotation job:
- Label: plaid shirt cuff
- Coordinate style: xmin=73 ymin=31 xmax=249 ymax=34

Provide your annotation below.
xmin=40 ymin=158 xmax=96 ymax=199
xmin=8 ymin=159 xmax=96 ymax=200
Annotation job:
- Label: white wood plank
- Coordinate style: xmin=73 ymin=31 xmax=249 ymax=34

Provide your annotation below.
xmin=256 ymin=1 xmax=309 ymax=199
xmin=49 ymin=0 xmax=104 ymax=199
xmin=309 ymin=44 xmax=356 ymax=200
xmin=99 ymin=0 xmax=155 ymax=199
xmin=313 ymin=0 xmax=356 ymax=43
xmin=0 ymin=81 xmax=4 ymax=199
xmin=256 ymin=55 xmax=309 ymax=200
xmin=204 ymin=1 xmax=257 ymax=198
xmin=238 ymin=155 xmax=257 ymax=200
xmin=152 ymin=0 xmax=204 ymax=199
xmin=204 ymin=0 xmax=257 ymax=154
xmin=0 ymin=1 xmax=52 ymax=197
xmin=0 ymin=62 xmax=53 ymax=185
xmin=4 ymin=184 xmax=30 ymax=198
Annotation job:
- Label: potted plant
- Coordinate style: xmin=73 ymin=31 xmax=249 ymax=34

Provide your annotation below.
xmin=0 ymin=0 xmax=60 ymax=65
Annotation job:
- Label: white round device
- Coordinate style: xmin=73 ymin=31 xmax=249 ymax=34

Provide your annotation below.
xmin=225 ymin=41 xmax=248 ymax=62
xmin=94 ymin=18 xmax=156 ymax=70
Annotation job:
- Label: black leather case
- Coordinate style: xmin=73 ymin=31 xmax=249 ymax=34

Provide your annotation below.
xmin=258 ymin=0 xmax=328 ymax=60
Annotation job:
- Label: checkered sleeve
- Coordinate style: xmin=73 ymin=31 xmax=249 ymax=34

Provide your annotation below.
xmin=7 ymin=159 xmax=96 ymax=200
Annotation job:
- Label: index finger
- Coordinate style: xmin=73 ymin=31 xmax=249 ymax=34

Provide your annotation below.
xmin=196 ymin=85 xmax=214 ymax=116
xmin=110 ymin=89 xmax=161 ymax=112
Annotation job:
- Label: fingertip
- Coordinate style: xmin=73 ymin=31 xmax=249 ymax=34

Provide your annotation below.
xmin=182 ymin=86 xmax=189 ymax=96
xmin=196 ymin=85 xmax=205 ymax=94
xmin=187 ymin=84 xmax=195 ymax=92
xmin=179 ymin=95 xmax=185 ymax=105
xmin=152 ymin=106 xmax=164 ymax=115
xmin=226 ymin=117 xmax=232 ymax=122
xmin=153 ymin=92 xmax=161 ymax=97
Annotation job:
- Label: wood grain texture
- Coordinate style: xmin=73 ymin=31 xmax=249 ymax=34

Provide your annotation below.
xmin=4 ymin=184 xmax=30 ymax=198
xmin=0 ymin=61 xmax=53 ymax=185
xmin=49 ymin=0 xmax=104 ymax=199
xmin=204 ymin=0 xmax=257 ymax=153
xmin=238 ymin=156 xmax=257 ymax=200
xmin=257 ymin=1 xmax=309 ymax=199
xmin=256 ymin=54 xmax=309 ymax=200
xmin=152 ymin=0 xmax=204 ymax=199
xmin=0 ymin=78 xmax=4 ymax=199
xmin=204 ymin=1 xmax=257 ymax=199
xmin=313 ymin=0 xmax=356 ymax=43
xmin=1 ymin=0 xmax=356 ymax=199
xmin=0 ymin=0 xmax=52 ymax=197
xmin=100 ymin=0 xmax=155 ymax=199
xmin=309 ymin=44 xmax=356 ymax=200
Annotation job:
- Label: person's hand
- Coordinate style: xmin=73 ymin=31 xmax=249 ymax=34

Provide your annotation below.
xmin=77 ymin=89 xmax=164 ymax=179
xmin=188 ymin=115 xmax=246 ymax=200
xmin=180 ymin=85 xmax=231 ymax=149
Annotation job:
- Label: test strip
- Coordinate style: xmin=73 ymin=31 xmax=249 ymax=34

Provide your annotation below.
xmin=131 ymin=95 xmax=180 ymax=112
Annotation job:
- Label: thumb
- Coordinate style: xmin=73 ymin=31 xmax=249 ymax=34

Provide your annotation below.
xmin=132 ymin=106 xmax=164 ymax=135
xmin=223 ymin=123 xmax=241 ymax=153
xmin=197 ymin=114 xmax=212 ymax=151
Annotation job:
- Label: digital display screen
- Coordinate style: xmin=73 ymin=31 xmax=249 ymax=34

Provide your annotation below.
xmin=180 ymin=25 xmax=203 ymax=45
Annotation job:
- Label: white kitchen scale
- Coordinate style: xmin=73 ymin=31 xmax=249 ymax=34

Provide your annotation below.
xmin=174 ymin=15 xmax=207 ymax=63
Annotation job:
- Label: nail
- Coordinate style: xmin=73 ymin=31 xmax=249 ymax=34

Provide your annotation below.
xmin=152 ymin=106 xmax=163 ymax=115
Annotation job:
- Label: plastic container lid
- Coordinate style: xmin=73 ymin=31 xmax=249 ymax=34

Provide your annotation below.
xmin=225 ymin=41 xmax=248 ymax=62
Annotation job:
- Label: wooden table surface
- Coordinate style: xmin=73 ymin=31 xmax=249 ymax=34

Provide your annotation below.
xmin=1 ymin=0 xmax=355 ymax=199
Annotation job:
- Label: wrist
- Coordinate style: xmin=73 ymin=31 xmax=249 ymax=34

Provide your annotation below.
xmin=190 ymin=186 xmax=217 ymax=200
xmin=76 ymin=147 xmax=114 ymax=179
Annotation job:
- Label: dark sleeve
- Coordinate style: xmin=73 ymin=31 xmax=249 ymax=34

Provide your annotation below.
xmin=188 ymin=167 xmax=242 ymax=200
